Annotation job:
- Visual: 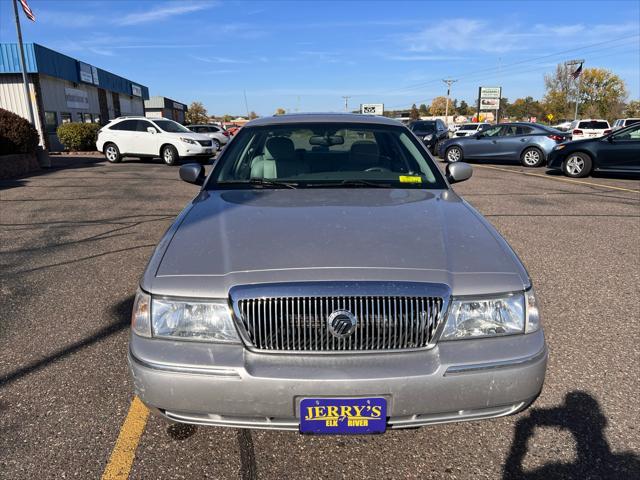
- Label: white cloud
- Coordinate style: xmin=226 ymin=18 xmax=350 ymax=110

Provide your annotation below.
xmin=118 ymin=1 xmax=216 ymax=26
xmin=386 ymin=55 xmax=466 ymax=61
xmin=189 ymin=54 xmax=249 ymax=64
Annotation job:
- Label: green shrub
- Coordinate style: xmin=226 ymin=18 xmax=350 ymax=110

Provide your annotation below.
xmin=0 ymin=108 xmax=40 ymax=155
xmin=56 ymin=122 xmax=101 ymax=151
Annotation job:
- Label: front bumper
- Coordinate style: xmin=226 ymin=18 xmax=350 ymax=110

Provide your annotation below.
xmin=129 ymin=329 xmax=547 ymax=431
xmin=546 ymin=150 xmax=565 ymax=169
xmin=176 ymin=143 xmax=215 ymax=158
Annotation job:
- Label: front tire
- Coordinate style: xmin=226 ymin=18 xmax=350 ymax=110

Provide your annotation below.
xmin=445 ymin=146 xmax=463 ymax=163
xmin=520 ymin=147 xmax=544 ymax=168
xmin=212 ymin=139 xmax=221 ymax=151
xmin=563 ymin=152 xmax=592 ymax=178
xmin=162 ymin=145 xmax=179 ymax=166
xmin=104 ymin=143 xmax=121 ymax=163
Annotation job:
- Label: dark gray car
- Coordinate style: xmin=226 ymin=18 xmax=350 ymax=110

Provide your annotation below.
xmin=129 ymin=113 xmax=547 ymax=434
xmin=439 ymin=122 xmax=569 ymax=167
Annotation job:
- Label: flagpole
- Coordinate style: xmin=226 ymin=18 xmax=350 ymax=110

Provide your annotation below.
xmin=12 ymin=0 xmax=35 ymax=125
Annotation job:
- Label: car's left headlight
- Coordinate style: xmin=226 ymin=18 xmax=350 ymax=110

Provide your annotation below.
xmin=441 ymin=289 xmax=540 ymax=340
xmin=424 ymin=134 xmax=434 ymax=141
xmin=150 ymin=297 xmax=240 ymax=342
xmin=180 ymin=137 xmax=197 ymax=145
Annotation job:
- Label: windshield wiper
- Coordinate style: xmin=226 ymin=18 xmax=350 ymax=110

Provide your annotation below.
xmin=218 ymin=179 xmax=299 ymax=189
xmin=306 ymin=180 xmax=394 ymax=188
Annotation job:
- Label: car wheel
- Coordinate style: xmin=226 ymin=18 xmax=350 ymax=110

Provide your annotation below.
xmin=563 ymin=152 xmax=592 ymax=178
xmin=104 ymin=143 xmax=121 ymax=163
xmin=520 ymin=147 xmax=544 ymax=168
xmin=162 ymin=145 xmax=179 ymax=166
xmin=212 ymin=139 xmax=221 ymax=151
xmin=445 ymin=146 xmax=463 ymax=163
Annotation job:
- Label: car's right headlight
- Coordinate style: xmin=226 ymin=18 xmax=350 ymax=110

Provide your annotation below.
xmin=131 ymin=289 xmax=240 ymax=342
xmin=424 ymin=134 xmax=434 ymax=141
xmin=180 ymin=137 xmax=197 ymax=145
xmin=440 ymin=288 xmax=540 ymax=340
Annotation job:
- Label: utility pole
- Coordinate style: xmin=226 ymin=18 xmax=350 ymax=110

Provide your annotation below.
xmin=12 ymin=0 xmax=35 ymax=125
xmin=243 ymin=89 xmax=250 ymax=118
xmin=342 ymin=96 xmax=351 ymax=112
xmin=442 ymin=79 xmax=457 ymax=125
xmin=566 ymin=59 xmax=584 ymax=121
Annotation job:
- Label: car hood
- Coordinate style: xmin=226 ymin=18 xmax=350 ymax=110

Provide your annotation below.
xmin=146 ymin=188 xmax=529 ymax=297
xmin=162 ymin=131 xmax=211 ymax=141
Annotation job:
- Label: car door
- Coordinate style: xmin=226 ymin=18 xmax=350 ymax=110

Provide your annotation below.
xmin=596 ymin=124 xmax=640 ymax=171
xmin=465 ymin=125 xmax=506 ymax=158
xmin=110 ymin=119 xmax=138 ymax=154
xmin=134 ymin=119 xmax=160 ymax=155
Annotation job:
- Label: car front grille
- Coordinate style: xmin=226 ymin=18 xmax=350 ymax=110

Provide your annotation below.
xmin=231 ymin=283 xmax=448 ymax=352
xmin=197 ymin=140 xmax=212 ymax=146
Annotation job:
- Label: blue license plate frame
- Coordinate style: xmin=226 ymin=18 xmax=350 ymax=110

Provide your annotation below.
xmin=299 ymin=397 xmax=387 ymax=435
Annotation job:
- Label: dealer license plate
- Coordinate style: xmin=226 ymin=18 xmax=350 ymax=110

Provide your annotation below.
xmin=300 ymin=397 xmax=387 ymax=434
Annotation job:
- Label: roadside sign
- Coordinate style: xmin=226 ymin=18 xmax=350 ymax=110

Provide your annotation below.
xmin=479 ymin=87 xmax=501 ymax=99
xmin=480 ymin=98 xmax=500 ymax=110
xmin=360 ymin=104 xmax=384 ymax=115
xmin=547 ymin=113 xmax=554 ymax=121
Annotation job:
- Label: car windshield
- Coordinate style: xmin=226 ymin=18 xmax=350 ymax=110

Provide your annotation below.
xmin=410 ymin=121 xmax=436 ymax=132
xmin=579 ymin=121 xmax=609 ymax=129
xmin=153 ymin=119 xmax=191 ymax=133
xmin=458 ymin=124 xmax=477 ymax=131
xmin=210 ymin=122 xmax=447 ymax=189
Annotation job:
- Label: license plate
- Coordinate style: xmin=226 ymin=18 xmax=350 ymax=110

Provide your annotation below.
xmin=300 ymin=397 xmax=387 ymax=434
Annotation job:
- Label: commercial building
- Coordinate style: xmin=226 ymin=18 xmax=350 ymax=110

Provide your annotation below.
xmin=144 ymin=96 xmax=187 ymax=124
xmin=0 ymin=43 xmax=149 ymax=151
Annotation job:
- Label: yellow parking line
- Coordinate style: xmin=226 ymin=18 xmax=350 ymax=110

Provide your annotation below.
xmin=102 ymin=397 xmax=150 ymax=480
xmin=473 ymin=164 xmax=640 ymax=194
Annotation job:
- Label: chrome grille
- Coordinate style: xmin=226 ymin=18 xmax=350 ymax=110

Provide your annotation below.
xmin=235 ymin=295 xmax=444 ymax=352
xmin=197 ymin=140 xmax=212 ymax=146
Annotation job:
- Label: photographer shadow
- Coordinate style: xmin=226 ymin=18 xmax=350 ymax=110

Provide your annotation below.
xmin=503 ymin=391 xmax=639 ymax=479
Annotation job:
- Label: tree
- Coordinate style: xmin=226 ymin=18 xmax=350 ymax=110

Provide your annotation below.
xmin=248 ymin=111 xmax=259 ymax=119
xmin=578 ymin=68 xmax=627 ymax=121
xmin=185 ymin=101 xmax=209 ymax=125
xmin=222 ymin=114 xmax=233 ymax=122
xmin=430 ymin=96 xmax=448 ymax=116
xmin=274 ymin=107 xmax=286 ymax=115
xmin=624 ymin=100 xmax=640 ymax=117
xmin=457 ymin=100 xmax=469 ymax=116
xmin=543 ymin=63 xmax=576 ymax=120
xmin=409 ymin=104 xmax=420 ymax=120
xmin=418 ymin=103 xmax=429 ymax=116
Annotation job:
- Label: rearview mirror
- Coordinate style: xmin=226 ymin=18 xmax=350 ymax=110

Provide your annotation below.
xmin=179 ymin=163 xmax=205 ymax=185
xmin=309 ymin=135 xmax=345 ymax=146
xmin=147 ymin=127 xmax=157 ymax=134
xmin=446 ymin=162 xmax=473 ymax=184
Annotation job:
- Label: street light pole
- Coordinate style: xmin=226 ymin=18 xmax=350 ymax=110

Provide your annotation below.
xmin=12 ymin=0 xmax=35 ymax=125
xmin=565 ymin=59 xmax=584 ymax=121
xmin=443 ymin=79 xmax=457 ymax=125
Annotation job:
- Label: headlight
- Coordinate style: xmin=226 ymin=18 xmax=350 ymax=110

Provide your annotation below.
xmin=424 ymin=134 xmax=434 ymax=141
xmin=554 ymin=144 xmax=566 ymax=150
xmin=151 ymin=297 xmax=240 ymax=342
xmin=180 ymin=137 xmax=197 ymax=144
xmin=441 ymin=292 xmax=526 ymax=340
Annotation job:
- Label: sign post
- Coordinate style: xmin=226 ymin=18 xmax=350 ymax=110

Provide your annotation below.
xmin=11 ymin=0 xmax=35 ymax=125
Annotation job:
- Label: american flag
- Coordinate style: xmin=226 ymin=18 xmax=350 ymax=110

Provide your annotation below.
xmin=20 ymin=0 xmax=36 ymax=22
xmin=570 ymin=63 xmax=583 ymax=79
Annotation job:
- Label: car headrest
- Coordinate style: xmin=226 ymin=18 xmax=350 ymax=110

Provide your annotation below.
xmin=349 ymin=141 xmax=379 ymax=164
xmin=266 ymin=137 xmax=295 ymax=160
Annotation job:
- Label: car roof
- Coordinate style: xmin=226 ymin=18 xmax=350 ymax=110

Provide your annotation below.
xmin=246 ymin=113 xmax=404 ymax=127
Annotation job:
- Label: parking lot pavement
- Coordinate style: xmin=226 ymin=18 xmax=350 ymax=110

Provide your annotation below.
xmin=1 ymin=155 xmax=638 ymax=479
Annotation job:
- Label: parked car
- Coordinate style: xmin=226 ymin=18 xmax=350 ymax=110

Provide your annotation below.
xmin=97 ymin=117 xmax=214 ymax=165
xmin=547 ymin=122 xmax=640 ymax=177
xmin=187 ymin=124 xmax=230 ymax=150
xmin=568 ymin=119 xmax=611 ymax=140
xmin=439 ymin=122 xmax=569 ymax=167
xmin=453 ymin=123 xmax=491 ymax=137
xmin=551 ymin=120 xmax=573 ymax=132
xmin=226 ymin=125 xmax=242 ymax=136
xmin=129 ymin=113 xmax=547 ymax=434
xmin=408 ymin=119 xmax=449 ymax=154
xmin=612 ymin=118 xmax=640 ymax=130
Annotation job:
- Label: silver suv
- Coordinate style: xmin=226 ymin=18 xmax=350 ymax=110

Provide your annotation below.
xmin=129 ymin=113 xmax=547 ymax=434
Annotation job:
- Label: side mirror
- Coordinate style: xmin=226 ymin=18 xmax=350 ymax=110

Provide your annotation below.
xmin=179 ymin=163 xmax=205 ymax=185
xmin=147 ymin=127 xmax=157 ymax=134
xmin=475 ymin=132 xmax=484 ymax=139
xmin=446 ymin=162 xmax=473 ymax=184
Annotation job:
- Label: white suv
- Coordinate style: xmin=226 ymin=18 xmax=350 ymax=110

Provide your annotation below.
xmin=97 ymin=117 xmax=214 ymax=165
xmin=187 ymin=124 xmax=230 ymax=151
xmin=612 ymin=118 xmax=640 ymax=130
xmin=569 ymin=119 xmax=611 ymax=140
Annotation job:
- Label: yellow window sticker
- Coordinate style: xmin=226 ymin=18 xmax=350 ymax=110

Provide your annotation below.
xmin=399 ymin=175 xmax=422 ymax=183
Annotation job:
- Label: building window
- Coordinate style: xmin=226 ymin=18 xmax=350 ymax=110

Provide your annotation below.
xmin=94 ymin=115 xmax=101 ymax=125
xmin=44 ymin=111 xmax=58 ymax=134
xmin=61 ymin=112 xmax=72 ymax=124
xmin=80 ymin=113 xmax=93 ymax=123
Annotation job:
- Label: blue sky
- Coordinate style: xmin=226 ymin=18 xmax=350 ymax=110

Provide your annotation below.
xmin=1 ymin=0 xmax=638 ymax=116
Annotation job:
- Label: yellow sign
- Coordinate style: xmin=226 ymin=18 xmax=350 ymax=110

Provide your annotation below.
xmin=547 ymin=113 xmax=554 ymax=121
xmin=399 ymin=175 xmax=422 ymax=183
